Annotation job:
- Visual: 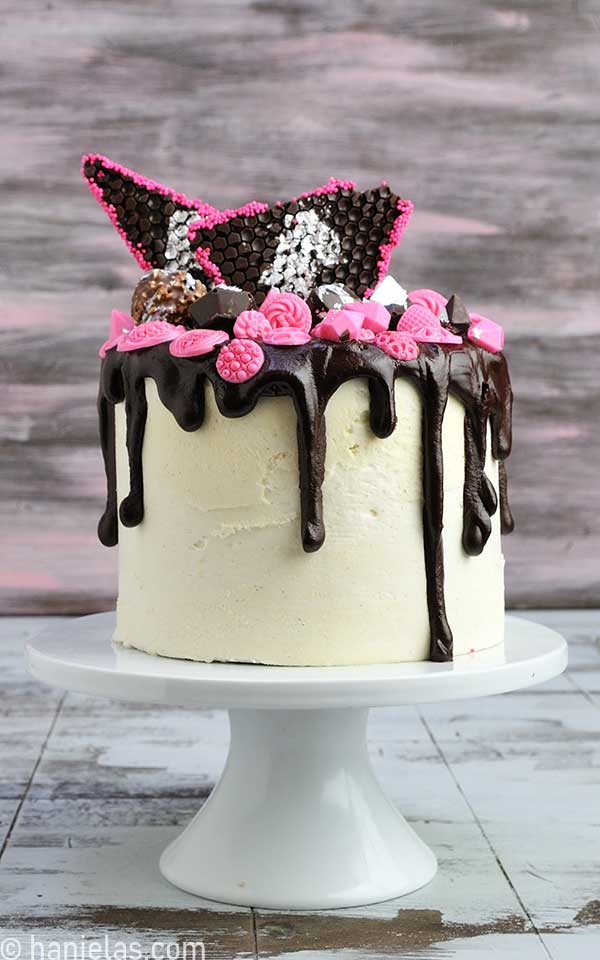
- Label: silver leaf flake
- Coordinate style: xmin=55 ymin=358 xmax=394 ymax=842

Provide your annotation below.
xmin=164 ymin=209 xmax=202 ymax=270
xmin=259 ymin=210 xmax=342 ymax=298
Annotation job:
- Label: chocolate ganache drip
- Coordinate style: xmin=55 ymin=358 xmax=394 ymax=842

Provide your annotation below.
xmin=98 ymin=337 xmax=513 ymax=662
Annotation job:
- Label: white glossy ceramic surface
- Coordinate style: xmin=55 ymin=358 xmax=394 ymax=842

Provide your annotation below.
xmin=26 ymin=614 xmax=567 ymax=909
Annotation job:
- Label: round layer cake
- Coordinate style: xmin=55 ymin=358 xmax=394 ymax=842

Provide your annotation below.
xmin=85 ymin=155 xmax=513 ymax=665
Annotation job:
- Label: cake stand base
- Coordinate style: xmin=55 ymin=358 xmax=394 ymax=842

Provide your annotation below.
xmin=160 ymin=707 xmax=436 ymax=909
xmin=26 ymin=613 xmax=567 ymax=910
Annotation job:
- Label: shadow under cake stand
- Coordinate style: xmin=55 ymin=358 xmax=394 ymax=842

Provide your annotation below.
xmin=26 ymin=613 xmax=567 ymax=910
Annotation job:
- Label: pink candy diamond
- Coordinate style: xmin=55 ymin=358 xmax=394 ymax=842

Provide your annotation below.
xmin=468 ymin=314 xmax=504 ymax=353
xmin=397 ymin=305 xmax=462 ymax=345
xmin=344 ymin=300 xmax=391 ymax=334
xmin=311 ymin=308 xmax=364 ymax=342
xmin=233 ymin=310 xmax=272 ymax=340
xmin=375 ymin=330 xmax=419 ymax=361
xmin=99 ymin=310 xmax=133 ymax=358
xmin=216 ymin=338 xmax=265 ymax=383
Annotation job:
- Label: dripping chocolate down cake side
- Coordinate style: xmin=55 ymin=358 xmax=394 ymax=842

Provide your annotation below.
xmin=83 ymin=154 xmax=514 ymax=666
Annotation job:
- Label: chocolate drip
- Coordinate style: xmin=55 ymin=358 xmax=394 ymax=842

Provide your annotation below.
xmin=98 ymin=339 xmax=513 ymax=661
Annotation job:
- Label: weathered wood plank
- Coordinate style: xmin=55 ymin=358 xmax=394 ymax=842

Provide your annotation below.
xmin=1 ymin=0 xmax=599 ymax=613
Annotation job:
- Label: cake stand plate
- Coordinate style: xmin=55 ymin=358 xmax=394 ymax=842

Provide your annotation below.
xmin=26 ymin=613 xmax=566 ymax=910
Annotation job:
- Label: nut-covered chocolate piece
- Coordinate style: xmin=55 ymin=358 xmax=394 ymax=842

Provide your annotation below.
xmin=445 ymin=294 xmax=471 ymax=334
xmin=131 ymin=270 xmax=207 ymax=326
xmin=188 ymin=285 xmax=254 ymax=333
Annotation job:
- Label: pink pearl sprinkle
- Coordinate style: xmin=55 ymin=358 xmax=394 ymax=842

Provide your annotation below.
xmin=216 ymin=338 xmax=266 ymax=383
xmin=233 ymin=310 xmax=272 ymax=341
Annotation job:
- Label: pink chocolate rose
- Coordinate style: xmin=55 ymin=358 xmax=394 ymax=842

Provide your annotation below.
xmin=408 ymin=288 xmax=447 ymax=317
xmin=233 ymin=310 xmax=272 ymax=341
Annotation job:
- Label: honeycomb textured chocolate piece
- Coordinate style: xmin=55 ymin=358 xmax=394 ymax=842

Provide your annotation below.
xmin=81 ymin=154 xmax=216 ymax=281
xmin=189 ymin=183 xmax=412 ymax=300
xmin=131 ymin=270 xmax=207 ymax=326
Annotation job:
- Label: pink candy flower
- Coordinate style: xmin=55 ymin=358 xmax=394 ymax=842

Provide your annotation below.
xmin=216 ymin=338 xmax=265 ymax=383
xmin=375 ymin=330 xmax=420 ymax=361
xmin=261 ymin=290 xmax=312 ymax=332
xmin=408 ymin=288 xmax=447 ymax=316
xmin=262 ymin=327 xmax=312 ymax=346
xmin=117 ymin=319 xmax=181 ymax=352
xmin=397 ymin=305 xmax=462 ymax=345
xmin=233 ymin=310 xmax=272 ymax=340
xmin=99 ymin=310 xmax=133 ymax=358
xmin=169 ymin=329 xmax=229 ymax=358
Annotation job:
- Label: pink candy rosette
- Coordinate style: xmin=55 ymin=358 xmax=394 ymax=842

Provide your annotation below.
xmin=169 ymin=329 xmax=229 ymax=358
xmin=261 ymin=290 xmax=312 ymax=332
xmin=117 ymin=319 xmax=182 ymax=352
xmin=408 ymin=288 xmax=447 ymax=317
xmin=233 ymin=310 xmax=272 ymax=341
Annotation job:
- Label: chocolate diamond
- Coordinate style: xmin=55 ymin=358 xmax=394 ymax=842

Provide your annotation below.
xmin=189 ymin=286 xmax=254 ymax=333
xmin=445 ymin=295 xmax=471 ymax=334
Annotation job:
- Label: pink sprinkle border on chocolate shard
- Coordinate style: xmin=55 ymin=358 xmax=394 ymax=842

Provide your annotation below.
xmin=81 ymin=153 xmax=218 ymax=270
xmin=188 ymin=199 xmax=271 ymax=285
xmin=365 ymin=196 xmax=414 ymax=297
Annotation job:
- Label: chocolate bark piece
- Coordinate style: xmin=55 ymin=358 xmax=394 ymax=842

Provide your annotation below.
xmin=189 ymin=184 xmax=413 ymax=301
xmin=445 ymin=294 xmax=471 ymax=334
xmin=189 ymin=286 xmax=254 ymax=333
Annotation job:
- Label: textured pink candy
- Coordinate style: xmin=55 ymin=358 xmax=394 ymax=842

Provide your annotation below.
xmin=99 ymin=310 xmax=133 ymax=357
xmin=233 ymin=310 xmax=272 ymax=340
xmin=262 ymin=327 xmax=312 ymax=346
xmin=375 ymin=330 xmax=420 ymax=361
xmin=261 ymin=290 xmax=312 ymax=332
xmin=408 ymin=288 xmax=447 ymax=316
xmin=345 ymin=301 xmax=391 ymax=334
xmin=117 ymin=319 xmax=181 ymax=352
xmin=357 ymin=327 xmax=376 ymax=342
xmin=216 ymin=338 xmax=265 ymax=383
xmin=468 ymin=315 xmax=504 ymax=353
xmin=311 ymin=308 xmax=364 ymax=342
xmin=169 ymin=329 xmax=229 ymax=358
xmin=397 ymin=305 xmax=462 ymax=345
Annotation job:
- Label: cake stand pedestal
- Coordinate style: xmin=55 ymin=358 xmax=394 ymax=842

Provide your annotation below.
xmin=26 ymin=613 xmax=566 ymax=910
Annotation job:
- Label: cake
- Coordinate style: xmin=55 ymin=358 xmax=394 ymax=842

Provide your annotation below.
xmin=83 ymin=154 xmax=514 ymax=666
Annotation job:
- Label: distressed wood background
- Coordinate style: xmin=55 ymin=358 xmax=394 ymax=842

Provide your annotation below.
xmin=1 ymin=0 xmax=599 ymax=614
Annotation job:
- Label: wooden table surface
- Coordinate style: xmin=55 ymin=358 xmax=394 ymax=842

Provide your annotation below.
xmin=0 ymin=610 xmax=598 ymax=958
xmin=2 ymin=0 xmax=599 ymax=615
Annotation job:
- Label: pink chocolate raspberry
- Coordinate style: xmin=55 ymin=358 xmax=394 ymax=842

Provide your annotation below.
xmin=261 ymin=290 xmax=312 ymax=332
xmin=169 ymin=329 xmax=229 ymax=358
xmin=117 ymin=319 xmax=181 ymax=352
xmin=233 ymin=310 xmax=272 ymax=341
xmin=375 ymin=330 xmax=420 ymax=361
xmin=262 ymin=327 xmax=312 ymax=346
xmin=216 ymin=338 xmax=265 ymax=383
xmin=408 ymin=288 xmax=447 ymax=316
xmin=99 ymin=310 xmax=133 ymax=358
xmin=397 ymin=305 xmax=462 ymax=345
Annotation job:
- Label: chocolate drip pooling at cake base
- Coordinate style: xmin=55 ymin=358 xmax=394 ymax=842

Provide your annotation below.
xmin=98 ymin=338 xmax=513 ymax=662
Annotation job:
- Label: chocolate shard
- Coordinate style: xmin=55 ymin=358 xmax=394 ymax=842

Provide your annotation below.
xmin=307 ymin=283 xmax=356 ymax=317
xmin=81 ymin=153 xmax=216 ymax=281
xmin=189 ymin=182 xmax=413 ymax=301
xmin=445 ymin=294 xmax=471 ymax=334
xmin=189 ymin=285 xmax=254 ymax=333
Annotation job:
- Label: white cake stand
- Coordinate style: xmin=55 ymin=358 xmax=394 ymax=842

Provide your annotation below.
xmin=26 ymin=613 xmax=566 ymax=911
